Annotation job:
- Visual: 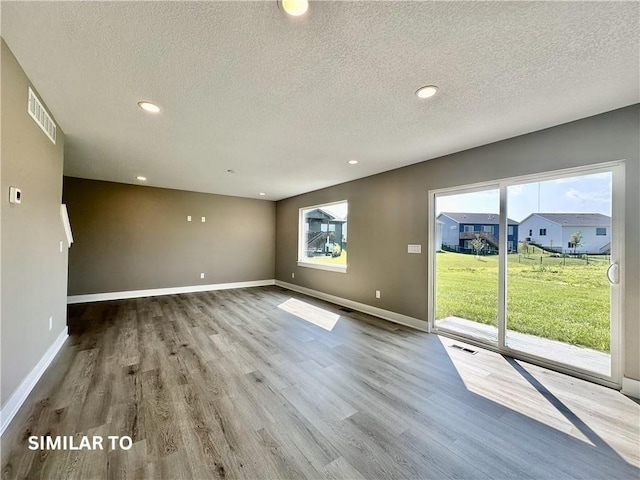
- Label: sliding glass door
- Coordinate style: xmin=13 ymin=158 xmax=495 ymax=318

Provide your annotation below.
xmin=430 ymin=163 xmax=622 ymax=385
xmin=433 ymin=187 xmax=500 ymax=346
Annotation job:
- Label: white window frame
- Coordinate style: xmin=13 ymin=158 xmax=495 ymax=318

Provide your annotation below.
xmin=298 ymin=200 xmax=348 ymax=273
xmin=463 ymin=225 xmax=474 ymax=232
xmin=596 ymin=227 xmax=607 ymax=236
xmin=539 ymin=228 xmax=547 ymax=236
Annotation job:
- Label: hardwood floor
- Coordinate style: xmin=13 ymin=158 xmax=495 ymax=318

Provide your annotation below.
xmin=2 ymin=286 xmax=639 ymax=479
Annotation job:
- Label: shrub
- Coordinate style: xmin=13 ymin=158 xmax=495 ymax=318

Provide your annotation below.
xmin=331 ymin=243 xmax=342 ymax=257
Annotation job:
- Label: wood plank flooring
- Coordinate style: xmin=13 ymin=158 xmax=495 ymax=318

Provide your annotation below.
xmin=1 ymin=286 xmax=639 ymax=479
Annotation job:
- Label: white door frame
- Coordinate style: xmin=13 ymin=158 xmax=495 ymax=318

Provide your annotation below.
xmin=428 ymin=161 xmax=625 ymax=388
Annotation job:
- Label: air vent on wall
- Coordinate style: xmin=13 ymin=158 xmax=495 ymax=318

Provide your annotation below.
xmin=28 ymin=87 xmax=56 ymax=144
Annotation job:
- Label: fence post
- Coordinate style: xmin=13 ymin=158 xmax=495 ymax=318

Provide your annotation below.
xmin=540 ymin=256 xmax=543 ymax=265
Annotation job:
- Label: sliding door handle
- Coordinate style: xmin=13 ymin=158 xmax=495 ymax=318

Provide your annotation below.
xmin=606 ymin=263 xmax=619 ymax=285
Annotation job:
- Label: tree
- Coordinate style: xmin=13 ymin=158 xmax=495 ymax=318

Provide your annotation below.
xmin=470 ymin=234 xmax=486 ymax=259
xmin=569 ymin=231 xmax=584 ymax=255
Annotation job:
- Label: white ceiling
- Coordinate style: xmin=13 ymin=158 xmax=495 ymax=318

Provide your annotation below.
xmin=1 ymin=1 xmax=638 ymax=201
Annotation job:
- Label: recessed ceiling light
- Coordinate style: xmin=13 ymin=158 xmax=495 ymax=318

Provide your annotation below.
xmin=136 ymin=176 xmax=147 ymax=181
xmin=227 ymin=169 xmax=236 ymax=174
xmin=280 ymin=0 xmax=308 ymax=17
xmin=415 ymin=85 xmax=438 ymax=99
xmin=137 ymin=101 xmax=160 ymax=113
xmin=259 ymin=192 xmax=266 ymax=196
xmin=348 ymin=160 xmax=359 ymax=165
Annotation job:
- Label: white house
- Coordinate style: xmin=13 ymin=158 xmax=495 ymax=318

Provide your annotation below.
xmin=435 ymin=220 xmax=443 ymax=251
xmin=518 ymin=213 xmax=611 ymax=254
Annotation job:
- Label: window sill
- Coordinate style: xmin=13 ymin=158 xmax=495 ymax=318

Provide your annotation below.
xmin=297 ymin=261 xmax=347 ymax=273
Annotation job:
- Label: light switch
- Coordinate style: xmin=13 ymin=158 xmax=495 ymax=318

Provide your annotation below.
xmin=408 ymin=244 xmax=422 ymax=254
xmin=187 ymin=216 xmax=192 ymax=222
xmin=201 ymin=216 xmax=206 ymax=223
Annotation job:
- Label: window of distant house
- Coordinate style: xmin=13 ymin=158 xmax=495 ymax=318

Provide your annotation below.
xmin=508 ymin=226 xmax=514 ymax=235
xmin=463 ymin=225 xmax=474 ymax=232
xmin=482 ymin=225 xmax=493 ymax=233
xmin=298 ymin=200 xmax=348 ymax=273
xmin=539 ymin=228 xmax=547 ymax=236
xmin=596 ymin=227 xmax=607 ymax=236
xmin=529 ymin=229 xmax=533 ymax=236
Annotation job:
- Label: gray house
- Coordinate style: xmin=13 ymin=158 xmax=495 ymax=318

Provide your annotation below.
xmin=438 ymin=212 xmax=519 ymax=253
xmin=304 ymin=208 xmax=346 ymax=256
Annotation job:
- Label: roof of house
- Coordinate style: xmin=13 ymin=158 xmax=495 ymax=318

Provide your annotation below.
xmin=438 ymin=212 xmax=519 ymax=225
xmin=522 ymin=213 xmax=611 ymax=227
xmin=312 ymin=208 xmax=346 ymax=222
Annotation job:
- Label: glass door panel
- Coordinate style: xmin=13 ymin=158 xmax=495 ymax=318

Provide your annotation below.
xmin=434 ymin=188 xmax=500 ymax=345
xmin=505 ymin=171 xmax=613 ymax=376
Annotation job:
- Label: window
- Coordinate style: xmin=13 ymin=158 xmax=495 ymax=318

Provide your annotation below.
xmin=596 ymin=227 xmax=607 ymax=236
xmin=298 ymin=200 xmax=348 ymax=272
xmin=539 ymin=228 xmax=547 ymax=236
xmin=508 ymin=226 xmax=514 ymax=235
xmin=568 ymin=242 xmax=576 ymax=249
xmin=529 ymin=229 xmax=533 ymax=236
xmin=482 ymin=225 xmax=493 ymax=234
xmin=463 ymin=225 xmax=474 ymax=232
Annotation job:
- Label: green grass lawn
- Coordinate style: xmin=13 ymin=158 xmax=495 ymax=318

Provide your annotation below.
xmin=435 ymin=252 xmax=610 ymax=351
xmin=306 ymin=250 xmax=347 ymax=265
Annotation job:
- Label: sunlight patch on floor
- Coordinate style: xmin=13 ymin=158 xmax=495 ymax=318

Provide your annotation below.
xmin=436 ymin=335 xmax=596 ymax=446
xmin=278 ymin=298 xmax=340 ymax=331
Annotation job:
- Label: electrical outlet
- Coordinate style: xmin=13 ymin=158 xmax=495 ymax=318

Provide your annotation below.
xmin=200 ymin=273 xmax=205 ymax=279
xmin=201 ymin=216 xmax=206 ymax=223
xmin=375 ymin=290 xmax=381 ymax=299
xmin=48 ymin=316 xmax=53 ymax=331
xmin=292 ymin=272 xmax=295 ymax=279
xmin=187 ymin=216 xmax=192 ymax=222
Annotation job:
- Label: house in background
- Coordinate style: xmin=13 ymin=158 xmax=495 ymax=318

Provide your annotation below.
xmin=303 ymin=208 xmax=346 ymax=256
xmin=435 ymin=220 xmax=443 ymax=252
xmin=518 ymin=213 xmax=611 ymax=254
xmin=437 ymin=212 xmax=519 ymax=253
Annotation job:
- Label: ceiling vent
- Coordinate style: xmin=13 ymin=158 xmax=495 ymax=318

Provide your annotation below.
xmin=28 ymin=87 xmax=56 ymax=144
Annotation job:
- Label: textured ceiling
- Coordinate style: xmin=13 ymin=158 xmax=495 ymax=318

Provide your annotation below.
xmin=1 ymin=1 xmax=638 ymax=200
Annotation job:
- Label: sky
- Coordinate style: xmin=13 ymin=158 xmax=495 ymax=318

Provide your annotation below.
xmin=321 ymin=202 xmax=348 ymax=219
xmin=436 ymin=172 xmax=612 ymax=222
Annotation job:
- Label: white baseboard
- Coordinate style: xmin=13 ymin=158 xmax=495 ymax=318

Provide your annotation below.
xmin=275 ymin=280 xmax=428 ymax=333
xmin=1 ymin=328 xmax=68 ymax=436
xmin=67 ymin=279 xmax=276 ymax=304
xmin=622 ymin=376 xmax=640 ymax=399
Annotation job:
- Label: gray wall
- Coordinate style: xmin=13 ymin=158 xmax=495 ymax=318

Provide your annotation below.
xmin=1 ymin=40 xmax=68 ymax=407
xmin=276 ymin=105 xmax=640 ymax=381
xmin=63 ymin=178 xmax=276 ymax=296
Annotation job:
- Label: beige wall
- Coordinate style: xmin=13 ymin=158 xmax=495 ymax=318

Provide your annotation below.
xmin=63 ymin=178 xmax=276 ymax=296
xmin=1 ymin=40 xmax=68 ymax=407
xmin=276 ymin=105 xmax=640 ymax=381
